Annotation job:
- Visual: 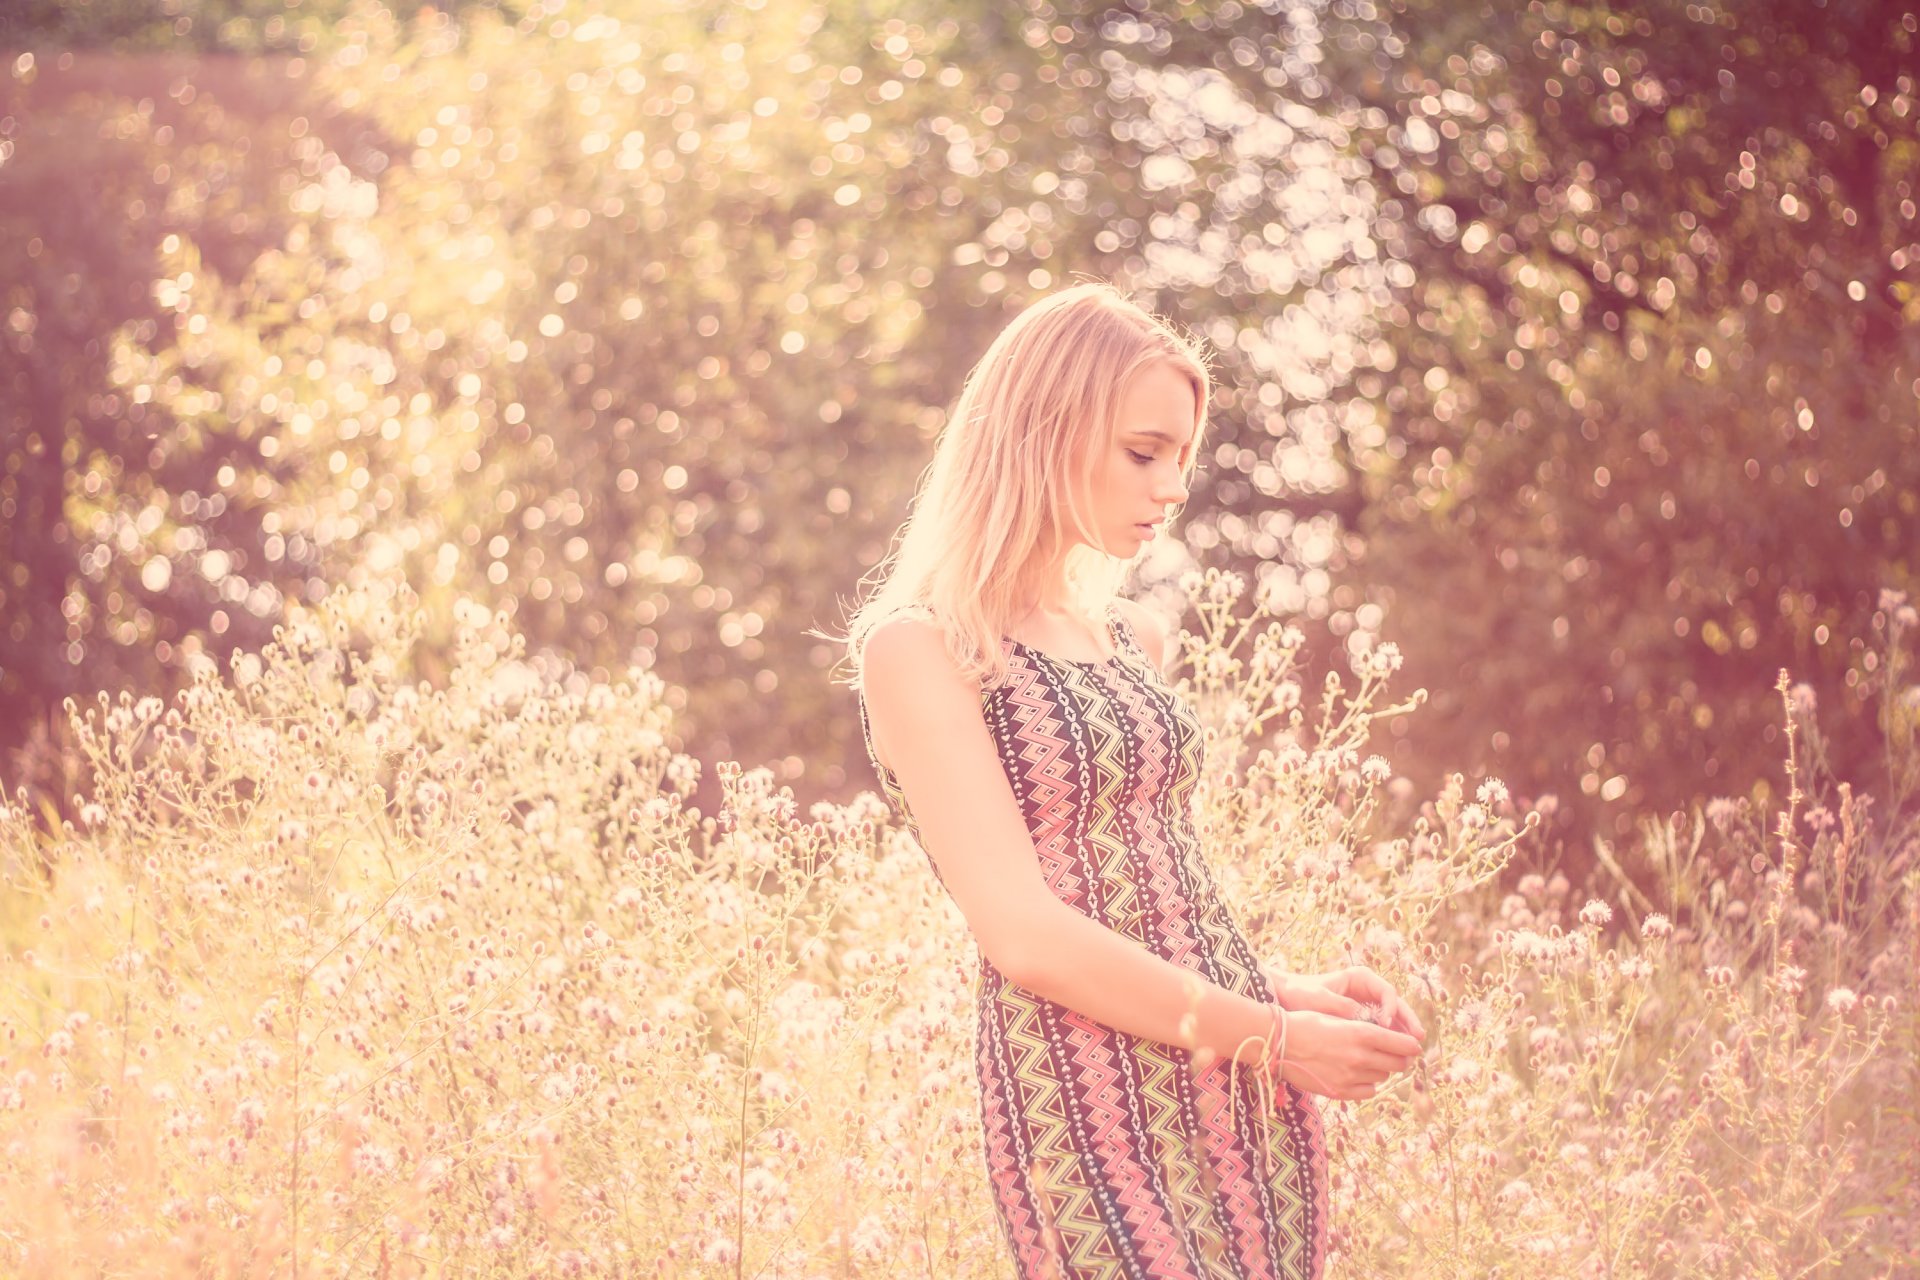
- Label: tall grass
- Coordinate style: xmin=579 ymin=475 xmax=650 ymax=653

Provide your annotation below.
xmin=1 ymin=577 xmax=1912 ymax=1277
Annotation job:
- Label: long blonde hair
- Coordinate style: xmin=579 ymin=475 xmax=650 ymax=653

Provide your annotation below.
xmin=836 ymin=281 xmax=1211 ymax=691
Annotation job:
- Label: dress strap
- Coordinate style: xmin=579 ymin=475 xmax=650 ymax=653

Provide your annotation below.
xmin=1103 ymin=599 xmax=1140 ymax=662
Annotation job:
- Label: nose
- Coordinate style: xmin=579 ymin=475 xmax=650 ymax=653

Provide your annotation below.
xmin=1154 ymin=466 xmax=1189 ymax=507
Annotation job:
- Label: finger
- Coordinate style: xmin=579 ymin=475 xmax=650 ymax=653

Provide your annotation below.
xmin=1330 ymin=995 xmax=1365 ymax=1020
xmin=1357 ymin=1051 xmax=1414 ymax=1078
xmin=1361 ymin=1025 xmax=1423 ymax=1056
xmin=1397 ymin=998 xmax=1428 ymax=1040
xmin=1300 ymin=988 xmax=1360 ymax=1020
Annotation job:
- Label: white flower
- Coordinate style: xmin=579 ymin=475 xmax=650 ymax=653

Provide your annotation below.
xmin=1612 ymin=1169 xmax=1657 ymax=1199
xmin=1790 ymin=683 xmax=1817 ymax=717
xmin=351 ymin=1143 xmax=395 ymax=1174
xmin=1706 ymin=797 xmax=1742 ymax=832
xmin=1825 ymin=987 xmax=1858 ymax=1015
xmin=1206 ymin=572 xmax=1246 ymax=605
xmin=1475 ymin=777 xmax=1509 ymax=808
xmin=1360 ymin=756 xmax=1392 ymax=785
xmin=1640 ymin=912 xmax=1672 ymax=940
xmin=1362 ymin=923 xmax=1407 ymax=957
xmin=1496 ymin=1177 xmax=1534 ymax=1208
xmin=850 ymin=1212 xmax=892 ymax=1263
xmin=1579 ymin=898 xmax=1613 ymax=928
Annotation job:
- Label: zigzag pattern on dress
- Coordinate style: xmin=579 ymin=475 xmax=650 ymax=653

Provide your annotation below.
xmin=861 ymin=601 xmax=1328 ymax=1279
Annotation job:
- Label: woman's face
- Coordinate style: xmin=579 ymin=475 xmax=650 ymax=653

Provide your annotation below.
xmin=1081 ymin=359 xmax=1198 ymax=556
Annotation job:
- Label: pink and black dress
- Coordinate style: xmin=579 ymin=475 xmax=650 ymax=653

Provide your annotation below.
xmin=859 ymin=601 xmax=1329 ymax=1279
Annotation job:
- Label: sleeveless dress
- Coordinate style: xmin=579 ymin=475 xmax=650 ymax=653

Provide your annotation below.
xmin=857 ymin=601 xmax=1329 ymax=1280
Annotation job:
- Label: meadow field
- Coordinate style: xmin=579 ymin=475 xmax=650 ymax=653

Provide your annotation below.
xmin=2 ymin=1 xmax=1917 ymax=1275
xmin=0 ymin=575 xmax=1913 ymax=1276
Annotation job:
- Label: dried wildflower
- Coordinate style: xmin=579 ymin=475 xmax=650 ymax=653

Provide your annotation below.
xmin=1789 ymin=683 xmax=1817 ymax=717
xmin=1578 ymin=899 xmax=1613 ymax=928
xmin=1706 ymin=797 xmax=1742 ymax=832
xmin=1207 ymin=571 xmax=1246 ymax=605
xmin=1640 ymin=912 xmax=1673 ymax=940
xmin=1496 ymin=1177 xmax=1535 ymax=1208
xmin=1825 ymin=987 xmax=1858 ymax=1015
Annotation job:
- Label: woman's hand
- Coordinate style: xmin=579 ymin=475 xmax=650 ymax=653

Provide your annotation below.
xmin=1273 ymin=1009 xmax=1422 ymax=1102
xmin=1263 ymin=961 xmax=1427 ymax=1043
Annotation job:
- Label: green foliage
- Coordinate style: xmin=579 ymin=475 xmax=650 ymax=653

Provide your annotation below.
xmin=1 ymin=0 xmax=1913 ymax=842
xmin=1305 ymin=0 xmax=1920 ymax=829
xmin=0 ymin=50 xmax=323 ymax=781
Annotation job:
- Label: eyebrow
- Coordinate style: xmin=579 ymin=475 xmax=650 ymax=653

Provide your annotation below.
xmin=1125 ymin=429 xmax=1195 ymax=452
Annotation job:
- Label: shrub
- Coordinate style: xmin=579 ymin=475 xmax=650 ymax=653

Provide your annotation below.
xmin=0 ymin=577 xmax=1911 ymax=1276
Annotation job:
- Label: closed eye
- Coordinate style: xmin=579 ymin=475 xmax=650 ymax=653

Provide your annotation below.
xmin=1126 ymin=449 xmax=1154 ymax=465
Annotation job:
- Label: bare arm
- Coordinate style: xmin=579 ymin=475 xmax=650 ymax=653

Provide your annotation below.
xmin=861 ymin=616 xmax=1419 ymax=1095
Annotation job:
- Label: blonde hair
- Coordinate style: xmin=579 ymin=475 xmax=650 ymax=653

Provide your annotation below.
xmin=835 ymin=281 xmax=1211 ymax=691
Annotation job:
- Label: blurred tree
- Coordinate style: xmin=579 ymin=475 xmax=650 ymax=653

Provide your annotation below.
xmin=0 ymin=51 xmax=350 ymax=798
xmin=0 ymin=0 xmax=516 ymax=54
xmin=66 ymin=2 xmax=1388 ymax=799
xmin=4 ymin=0 xmax=1911 ymax=842
xmin=1300 ymin=0 xmax=1920 ymax=831
xmin=1075 ymin=0 xmax=1919 ymax=832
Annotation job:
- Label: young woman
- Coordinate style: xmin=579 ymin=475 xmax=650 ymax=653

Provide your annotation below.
xmin=844 ymin=283 xmax=1425 ymax=1279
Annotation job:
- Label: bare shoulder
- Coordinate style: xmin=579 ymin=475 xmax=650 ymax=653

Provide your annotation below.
xmin=859 ymin=614 xmax=979 ymax=766
xmin=861 ymin=613 xmax=966 ymax=692
xmin=1112 ymin=597 xmax=1173 ymax=673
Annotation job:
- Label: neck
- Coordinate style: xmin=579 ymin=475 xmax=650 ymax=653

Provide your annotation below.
xmin=1009 ymin=552 xmax=1077 ymax=628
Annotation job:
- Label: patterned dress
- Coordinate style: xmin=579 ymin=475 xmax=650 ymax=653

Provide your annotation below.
xmin=858 ymin=601 xmax=1329 ymax=1279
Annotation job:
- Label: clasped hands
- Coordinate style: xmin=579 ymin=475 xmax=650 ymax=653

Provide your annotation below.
xmin=1258 ymin=961 xmax=1426 ymax=1102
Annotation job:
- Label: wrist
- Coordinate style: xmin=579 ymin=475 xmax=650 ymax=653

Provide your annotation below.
xmin=1257 ymin=1001 xmax=1289 ymax=1085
